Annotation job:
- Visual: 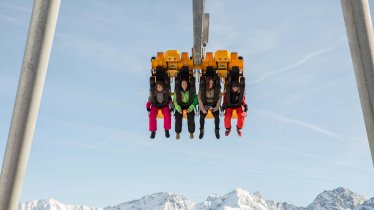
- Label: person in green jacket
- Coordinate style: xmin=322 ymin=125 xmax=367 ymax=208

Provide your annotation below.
xmin=174 ymin=79 xmax=198 ymax=139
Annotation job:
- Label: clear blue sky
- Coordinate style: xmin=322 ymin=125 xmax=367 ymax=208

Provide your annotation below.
xmin=1 ymin=0 xmax=374 ymax=208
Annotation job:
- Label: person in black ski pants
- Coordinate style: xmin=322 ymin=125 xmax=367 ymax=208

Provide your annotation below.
xmin=198 ymin=77 xmax=221 ymax=139
xmin=173 ymin=79 xmax=198 ymax=139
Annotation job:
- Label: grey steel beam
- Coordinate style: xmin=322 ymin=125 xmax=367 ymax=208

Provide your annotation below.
xmin=202 ymin=13 xmax=209 ymax=47
xmin=193 ymin=0 xmax=204 ymax=65
xmin=341 ymin=0 xmax=374 ymax=165
xmin=0 ymin=0 xmax=61 ymax=209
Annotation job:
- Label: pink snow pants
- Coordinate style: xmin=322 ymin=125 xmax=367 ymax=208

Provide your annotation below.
xmin=149 ymin=106 xmax=171 ymax=132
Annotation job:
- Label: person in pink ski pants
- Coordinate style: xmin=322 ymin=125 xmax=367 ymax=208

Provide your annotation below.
xmin=146 ymin=81 xmax=172 ymax=139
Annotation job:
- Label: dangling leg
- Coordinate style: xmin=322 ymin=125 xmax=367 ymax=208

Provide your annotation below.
xmin=224 ymin=108 xmax=233 ymax=136
xmin=199 ymin=111 xmax=207 ymax=139
xmin=213 ymin=110 xmax=220 ymax=139
xmin=162 ymin=106 xmax=171 ymax=138
xmin=236 ymin=107 xmax=244 ymax=137
xmin=149 ymin=106 xmax=158 ymax=138
xmin=174 ymin=110 xmax=182 ymax=139
xmin=187 ymin=111 xmax=195 ymax=138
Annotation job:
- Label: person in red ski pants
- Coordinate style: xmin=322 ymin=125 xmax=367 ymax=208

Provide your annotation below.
xmin=222 ymin=81 xmax=248 ymax=137
xmin=146 ymin=81 xmax=172 ymax=139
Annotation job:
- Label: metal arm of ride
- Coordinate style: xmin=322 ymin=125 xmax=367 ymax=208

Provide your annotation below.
xmin=193 ymin=0 xmax=209 ymax=65
xmin=341 ymin=0 xmax=374 ymax=166
xmin=0 ymin=1 xmax=61 ymax=209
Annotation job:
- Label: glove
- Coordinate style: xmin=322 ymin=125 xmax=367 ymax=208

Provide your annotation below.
xmin=243 ymin=104 xmax=248 ymax=113
xmin=168 ymin=103 xmax=174 ymax=111
xmin=146 ymin=101 xmax=151 ymax=112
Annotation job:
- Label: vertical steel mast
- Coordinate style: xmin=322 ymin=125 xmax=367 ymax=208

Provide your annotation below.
xmin=341 ymin=0 xmax=374 ymax=165
xmin=193 ymin=0 xmax=204 ymax=65
xmin=0 ymin=0 xmax=61 ymax=209
xmin=193 ymin=0 xmax=209 ymax=65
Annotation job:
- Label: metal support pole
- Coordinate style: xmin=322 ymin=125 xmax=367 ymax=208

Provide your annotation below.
xmin=341 ymin=0 xmax=374 ymax=165
xmin=0 ymin=0 xmax=61 ymax=209
xmin=193 ymin=0 xmax=204 ymax=65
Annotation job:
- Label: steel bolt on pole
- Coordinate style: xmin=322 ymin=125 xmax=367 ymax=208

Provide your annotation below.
xmin=341 ymin=0 xmax=374 ymax=165
xmin=0 ymin=0 xmax=61 ymax=209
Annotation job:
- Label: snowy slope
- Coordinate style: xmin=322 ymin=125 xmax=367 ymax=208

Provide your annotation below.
xmin=355 ymin=197 xmax=374 ymax=210
xmin=19 ymin=187 xmax=374 ymax=210
xmin=19 ymin=198 xmax=102 ymax=210
xmin=306 ymin=187 xmax=366 ymax=210
xmin=104 ymin=192 xmax=194 ymax=210
xmin=195 ymin=188 xmax=299 ymax=210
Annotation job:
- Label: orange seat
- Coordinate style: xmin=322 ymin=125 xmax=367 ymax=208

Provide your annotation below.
xmin=156 ymin=109 xmax=164 ymax=119
xmin=205 ymin=109 xmax=238 ymax=119
xmin=232 ymin=109 xmax=238 ymax=119
xmin=205 ymin=110 xmax=214 ymax=119
xmin=157 ymin=109 xmax=190 ymax=119
xmin=157 ymin=109 xmax=238 ymax=119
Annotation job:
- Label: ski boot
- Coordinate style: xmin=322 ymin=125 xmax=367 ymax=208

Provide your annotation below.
xmin=237 ymin=127 xmax=243 ymax=137
xmin=150 ymin=131 xmax=156 ymax=139
xmin=215 ymin=129 xmax=220 ymax=139
xmin=165 ymin=130 xmax=170 ymax=138
xmin=225 ymin=127 xmax=231 ymax=136
xmin=199 ymin=129 xmax=204 ymax=139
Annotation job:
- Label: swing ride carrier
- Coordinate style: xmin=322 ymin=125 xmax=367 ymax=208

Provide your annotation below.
xmin=1 ymin=1 xmax=374 ymax=210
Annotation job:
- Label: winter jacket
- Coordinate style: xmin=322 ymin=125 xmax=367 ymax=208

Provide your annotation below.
xmin=223 ymin=90 xmax=247 ymax=107
xmin=173 ymin=90 xmax=197 ymax=113
xmin=146 ymin=90 xmax=171 ymax=109
xmin=198 ymin=89 xmax=222 ymax=112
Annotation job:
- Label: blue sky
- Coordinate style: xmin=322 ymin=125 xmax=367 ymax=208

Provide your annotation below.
xmin=1 ymin=0 xmax=374 ymax=208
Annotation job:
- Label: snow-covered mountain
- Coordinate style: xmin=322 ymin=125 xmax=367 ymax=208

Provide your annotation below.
xmin=355 ymin=197 xmax=374 ymax=210
xmin=104 ymin=192 xmax=194 ymax=210
xmin=19 ymin=198 xmax=101 ymax=210
xmin=19 ymin=187 xmax=373 ymax=210
xmin=195 ymin=188 xmax=299 ymax=210
xmin=306 ymin=187 xmax=366 ymax=210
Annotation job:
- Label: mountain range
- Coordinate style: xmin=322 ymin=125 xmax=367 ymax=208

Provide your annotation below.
xmin=19 ymin=187 xmax=374 ymax=210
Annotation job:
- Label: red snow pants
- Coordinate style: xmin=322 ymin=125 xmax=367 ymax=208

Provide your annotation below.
xmin=224 ymin=107 xmax=245 ymax=129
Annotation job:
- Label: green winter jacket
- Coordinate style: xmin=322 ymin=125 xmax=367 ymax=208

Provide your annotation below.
xmin=173 ymin=90 xmax=197 ymax=113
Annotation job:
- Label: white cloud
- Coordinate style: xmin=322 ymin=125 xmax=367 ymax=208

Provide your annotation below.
xmin=0 ymin=3 xmax=29 ymax=13
xmin=0 ymin=14 xmax=22 ymax=24
xmin=248 ymin=45 xmax=337 ymax=85
xmin=253 ymin=107 xmax=344 ymax=141
xmin=253 ymin=141 xmax=374 ymax=173
xmin=55 ymin=33 xmax=148 ymax=76
xmin=0 ymin=3 xmax=30 ymax=25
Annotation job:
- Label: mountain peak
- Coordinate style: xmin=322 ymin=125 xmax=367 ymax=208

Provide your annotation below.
xmin=105 ymin=191 xmax=194 ymax=210
xmin=307 ymin=187 xmax=366 ymax=210
xmin=19 ymin=187 xmax=373 ymax=210
xmin=19 ymin=198 xmax=100 ymax=210
xmin=196 ymin=188 xmax=271 ymax=210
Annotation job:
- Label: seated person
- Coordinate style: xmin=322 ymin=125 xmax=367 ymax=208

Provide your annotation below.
xmin=146 ymin=81 xmax=172 ymax=139
xmin=173 ymin=79 xmax=197 ymax=139
xmin=222 ymin=81 xmax=248 ymax=137
xmin=198 ymin=77 xmax=221 ymax=139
